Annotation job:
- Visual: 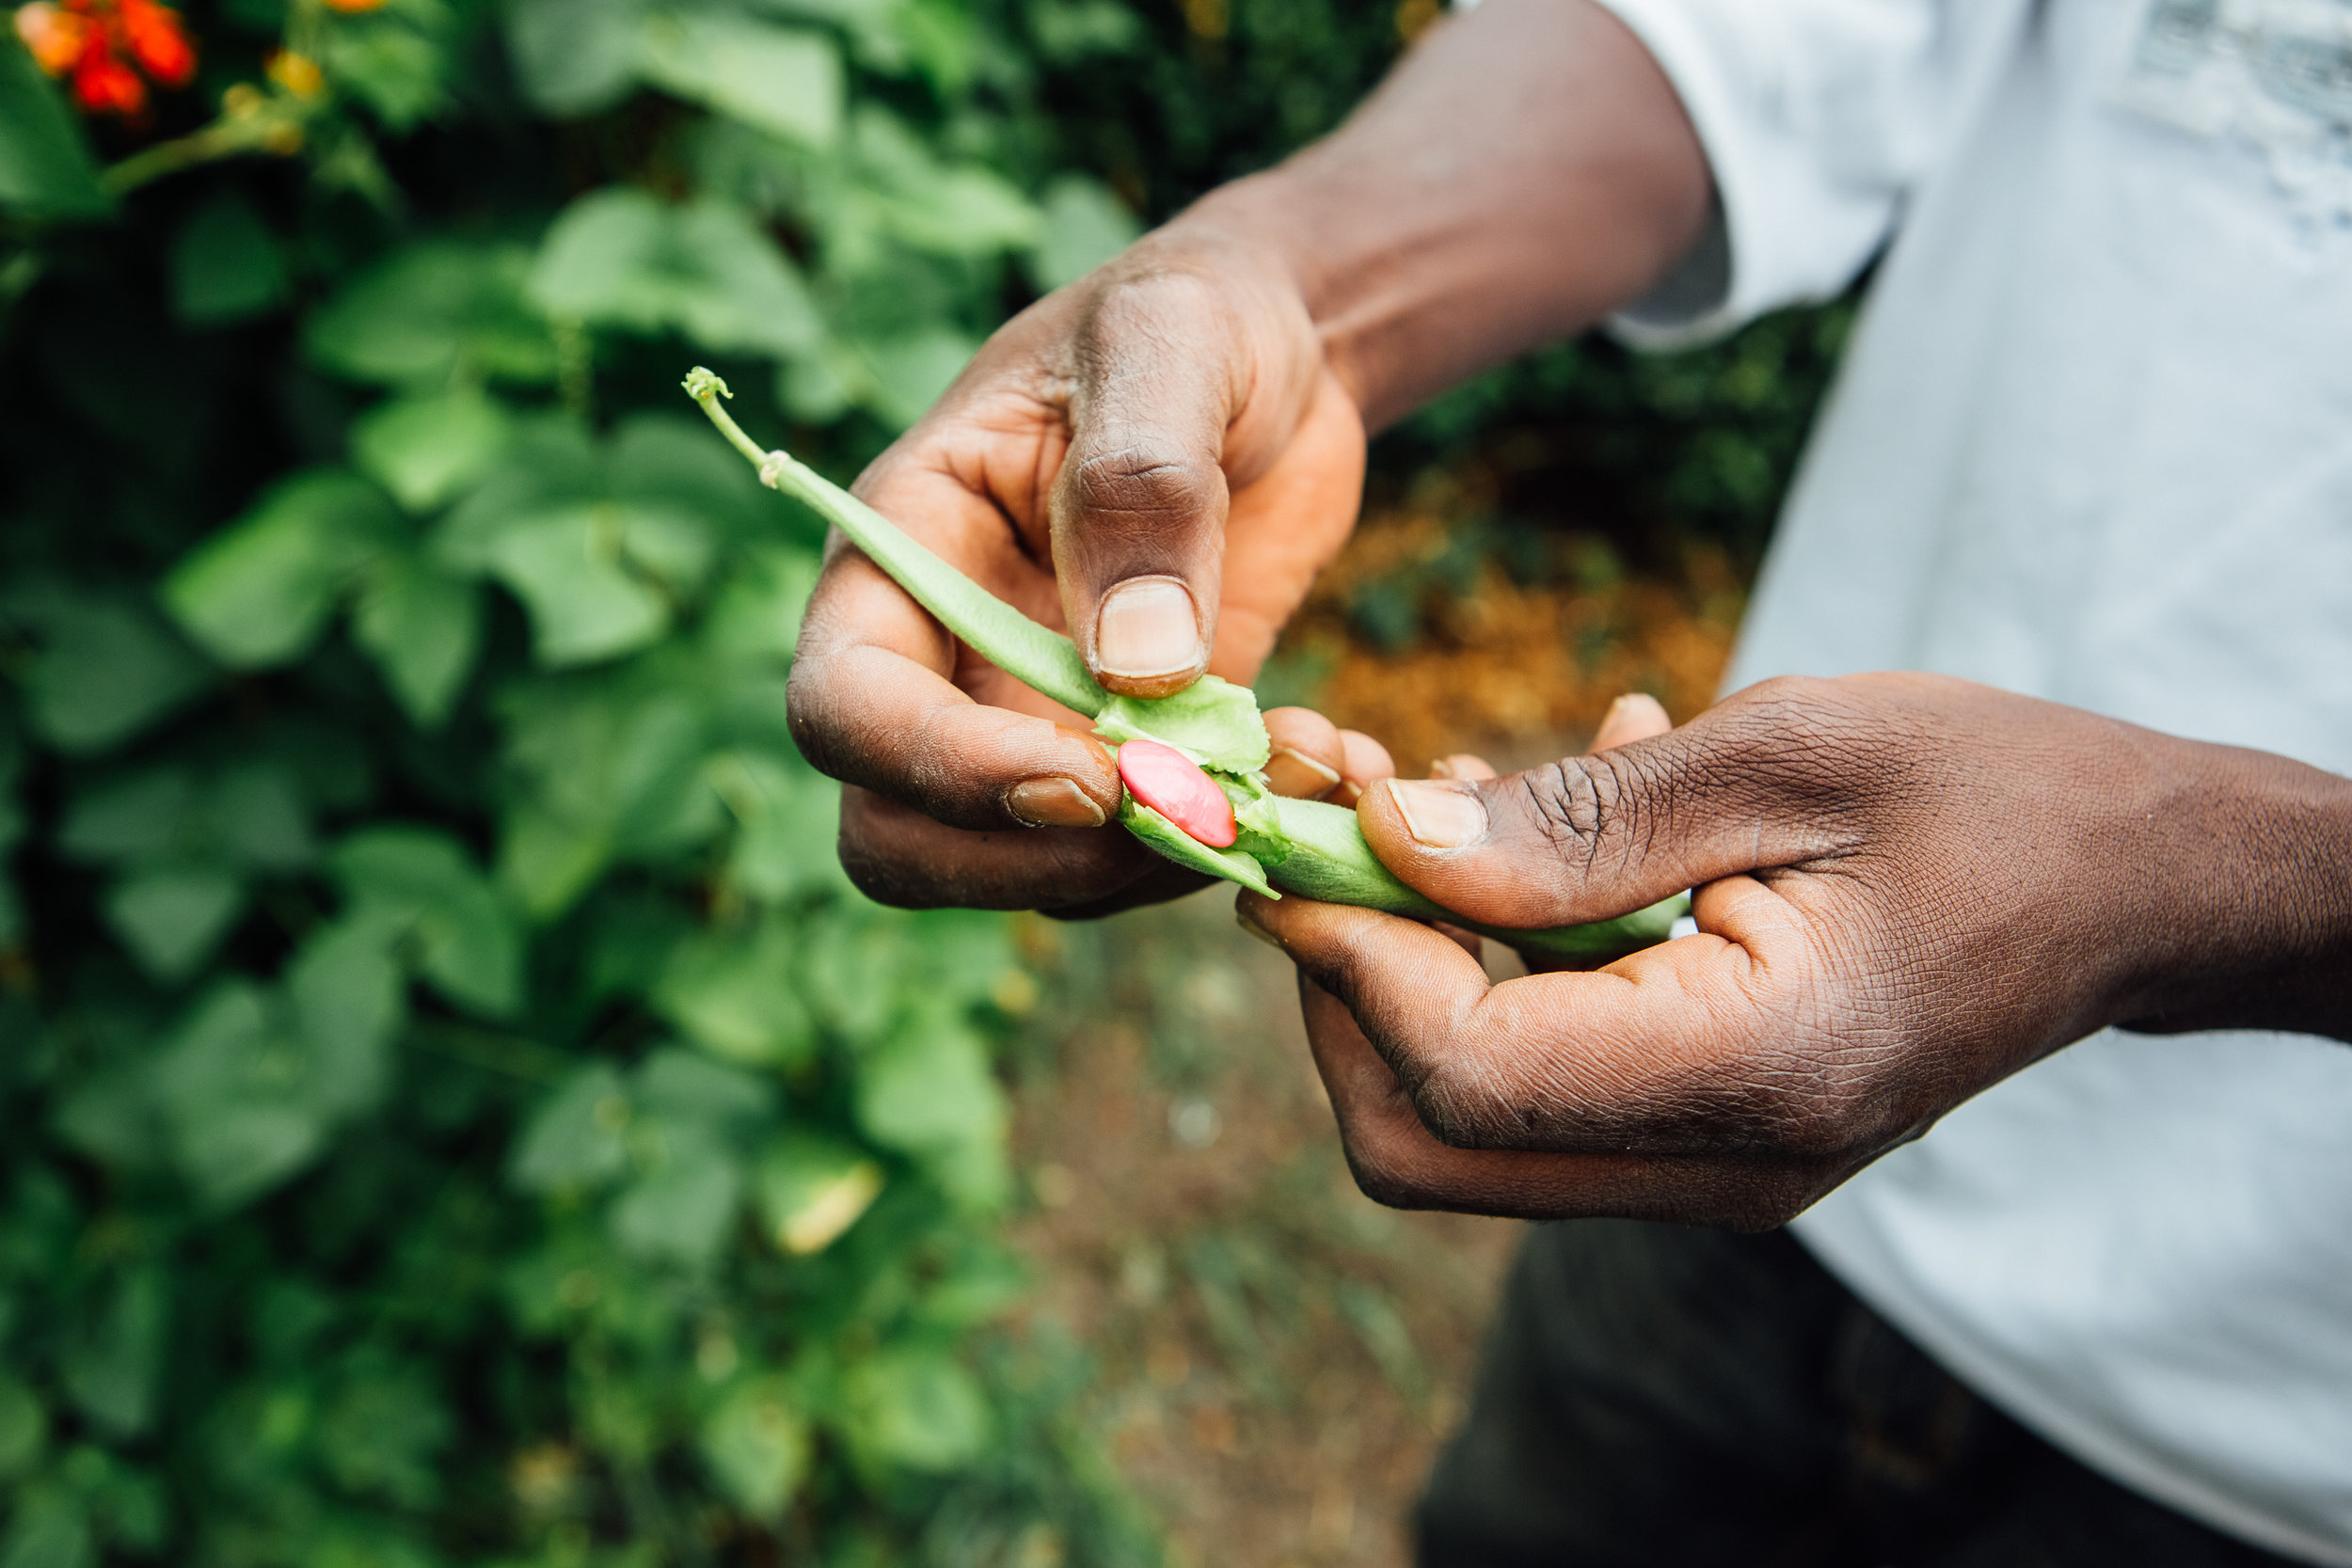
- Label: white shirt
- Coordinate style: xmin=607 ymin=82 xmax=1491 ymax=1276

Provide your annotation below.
xmin=1593 ymin=0 xmax=2352 ymax=1560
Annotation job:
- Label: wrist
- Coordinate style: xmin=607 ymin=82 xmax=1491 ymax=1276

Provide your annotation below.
xmin=2107 ymin=734 xmax=2352 ymax=1041
xmin=1155 ymin=0 xmax=1712 ymax=431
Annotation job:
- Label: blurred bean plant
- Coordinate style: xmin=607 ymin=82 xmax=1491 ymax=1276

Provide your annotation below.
xmin=0 ymin=0 xmax=1272 ymax=1561
xmin=0 ymin=0 xmax=1841 ymax=1562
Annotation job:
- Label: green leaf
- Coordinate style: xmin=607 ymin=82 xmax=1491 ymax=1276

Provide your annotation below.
xmin=331 ymin=827 xmax=523 ymax=1018
xmin=170 ymin=193 xmax=289 ymax=325
xmin=837 ymin=1350 xmax=992 ymax=1474
xmin=505 ymin=0 xmax=647 ymax=115
xmin=639 ymin=12 xmax=842 ymax=147
xmin=707 ymin=750 xmax=846 ymax=904
xmin=320 ymin=6 xmax=451 ymax=129
xmin=656 ymin=922 xmax=816 ymax=1068
xmin=1028 ymin=174 xmax=1140 ymax=292
xmin=351 ymin=389 xmax=514 ymax=513
xmin=308 ymin=242 xmax=555 ymax=388
xmin=209 ymin=764 xmax=317 ymax=870
xmin=494 ymin=803 xmax=610 ymax=922
xmin=60 ymin=769 xmax=194 ymax=863
xmin=702 ymin=546 xmax=821 ymax=665
xmin=699 ymin=1375 xmax=809 ymax=1521
xmin=484 ymin=506 xmax=673 ymax=667
xmin=152 ymin=975 xmax=392 ymax=1211
xmin=316 ymin=1365 xmax=451 ymax=1508
xmin=0 ymin=1492 xmax=89 ymax=1568
xmin=633 ymin=1047 xmax=774 ymax=1130
xmin=755 ymin=1135 xmax=882 ymax=1255
xmin=531 ymin=190 xmax=820 ymax=358
xmin=63 ymin=764 xmax=313 ymax=873
xmin=854 ymin=1003 xmax=1006 ymax=1157
xmin=609 ymin=412 xmax=770 ymax=538
xmin=60 ymin=1270 xmax=167 ymax=1437
xmin=164 ymin=469 xmax=397 ymax=668
xmin=509 ymin=1065 xmax=631 ymax=1193
xmin=1095 ymin=675 xmax=1270 ymax=771
xmin=608 ymin=1145 xmax=739 ymax=1268
xmin=353 ymin=554 xmax=482 ymax=725
xmin=104 ymin=867 xmax=246 ymax=982
xmin=431 ymin=414 xmax=601 ymax=571
xmin=0 ymin=32 xmax=108 ymax=219
xmin=4 ymin=589 xmax=210 ymax=754
xmin=0 ymin=1375 xmax=46 ymax=1481
xmin=858 ymin=325 xmax=977 ymax=429
xmin=285 ymin=916 xmax=406 ymax=1111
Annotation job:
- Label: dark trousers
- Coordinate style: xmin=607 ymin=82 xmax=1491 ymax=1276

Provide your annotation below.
xmin=1417 ymin=1221 xmax=2302 ymax=1568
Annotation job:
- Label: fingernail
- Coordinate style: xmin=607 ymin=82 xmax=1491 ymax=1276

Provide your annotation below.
xmin=1094 ymin=578 xmax=1203 ymax=679
xmin=1234 ymin=906 xmax=1285 ymax=954
xmin=1271 ymin=744 xmax=1342 ymax=788
xmin=1383 ymin=779 xmax=1487 ymax=848
xmin=1006 ymin=777 xmax=1106 ymax=829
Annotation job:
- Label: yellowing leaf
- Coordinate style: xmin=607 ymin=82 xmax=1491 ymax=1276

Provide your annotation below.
xmin=756 ymin=1137 xmax=883 ymax=1255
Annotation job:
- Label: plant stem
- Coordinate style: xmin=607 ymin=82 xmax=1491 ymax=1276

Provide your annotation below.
xmin=685 ymin=370 xmax=1108 ymax=718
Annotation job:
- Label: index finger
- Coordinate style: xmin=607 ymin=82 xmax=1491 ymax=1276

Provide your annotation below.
xmin=789 ymin=414 xmax=1125 ymax=832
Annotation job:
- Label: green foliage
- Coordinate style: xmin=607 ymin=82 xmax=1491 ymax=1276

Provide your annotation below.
xmin=0 ymin=0 xmax=1202 ymax=1561
xmin=0 ymin=1 xmax=1841 ymax=1563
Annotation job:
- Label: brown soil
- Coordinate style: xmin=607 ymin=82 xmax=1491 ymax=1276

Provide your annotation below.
xmin=1281 ymin=486 xmax=1748 ymax=774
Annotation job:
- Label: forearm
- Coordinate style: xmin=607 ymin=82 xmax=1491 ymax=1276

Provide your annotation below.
xmin=1171 ymin=0 xmax=1712 ymax=430
xmin=2110 ymin=739 xmax=2352 ymax=1043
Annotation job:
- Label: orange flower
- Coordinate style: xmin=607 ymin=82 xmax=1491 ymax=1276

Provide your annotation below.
xmin=321 ymin=0 xmax=389 ymax=10
xmin=14 ymin=3 xmax=92 ymax=75
xmin=117 ymin=0 xmax=193 ymax=87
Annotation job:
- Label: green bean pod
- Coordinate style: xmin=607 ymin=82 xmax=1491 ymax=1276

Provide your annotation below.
xmin=686 ymin=370 xmax=1689 ymax=958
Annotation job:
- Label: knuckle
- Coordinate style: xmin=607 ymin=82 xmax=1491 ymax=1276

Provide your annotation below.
xmin=1407 ymin=1060 xmax=1512 ymax=1150
xmin=1740 ymin=1057 xmax=1878 ymax=1160
xmin=1066 ymin=442 xmax=1222 ymax=530
xmin=1338 ymin=1132 xmax=1438 ymax=1212
xmin=835 ymin=832 xmax=943 ymax=911
xmin=1515 ymin=750 xmax=1655 ymax=873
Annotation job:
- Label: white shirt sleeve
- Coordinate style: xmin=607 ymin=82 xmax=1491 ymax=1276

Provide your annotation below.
xmin=1592 ymin=0 xmax=2014 ymax=347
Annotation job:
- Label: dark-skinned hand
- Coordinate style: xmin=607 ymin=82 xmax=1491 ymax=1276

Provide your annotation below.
xmin=782 ymin=0 xmax=1710 ymax=917
xmin=785 ymin=227 xmax=1375 ymax=915
xmin=1239 ymin=673 xmax=2352 ymax=1229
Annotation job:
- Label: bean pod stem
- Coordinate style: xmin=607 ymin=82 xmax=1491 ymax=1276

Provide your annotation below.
xmin=684 ymin=369 xmax=1689 ymax=954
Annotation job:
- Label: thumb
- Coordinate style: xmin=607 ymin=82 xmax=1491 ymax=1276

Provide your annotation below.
xmin=1051 ymin=263 xmax=1320 ymax=698
xmin=1354 ymin=699 xmax=1838 ymax=930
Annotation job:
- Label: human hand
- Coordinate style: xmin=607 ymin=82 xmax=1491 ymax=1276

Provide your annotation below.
xmin=787 ymin=222 xmax=1368 ymax=912
xmin=1240 ymin=673 xmax=2352 ymax=1227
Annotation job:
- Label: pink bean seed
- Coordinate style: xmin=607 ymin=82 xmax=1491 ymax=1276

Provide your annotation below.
xmin=1116 ymin=738 xmax=1238 ymax=847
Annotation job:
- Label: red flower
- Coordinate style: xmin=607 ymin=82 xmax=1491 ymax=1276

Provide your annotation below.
xmin=13 ymin=0 xmax=198 ymax=118
xmin=117 ymin=0 xmax=193 ymax=87
xmin=71 ymin=21 xmax=145 ymax=116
